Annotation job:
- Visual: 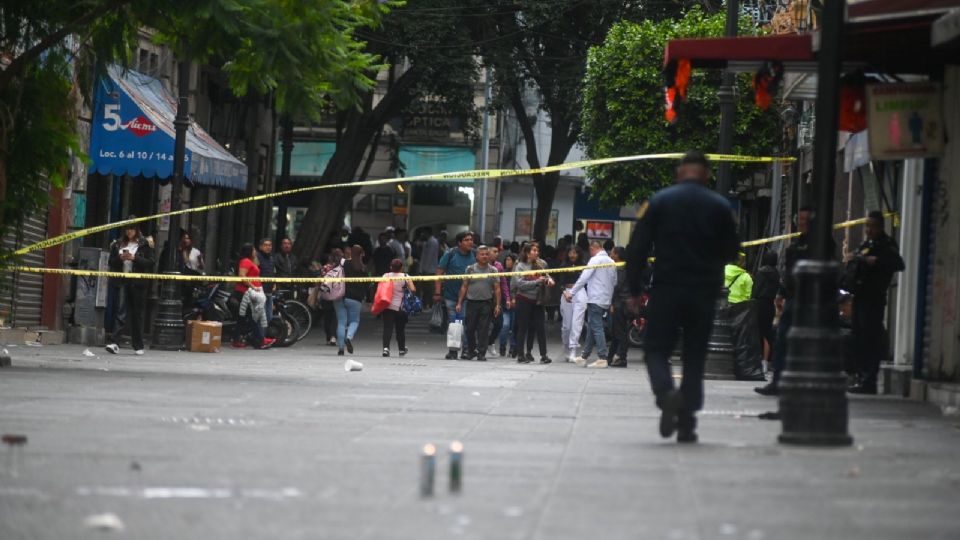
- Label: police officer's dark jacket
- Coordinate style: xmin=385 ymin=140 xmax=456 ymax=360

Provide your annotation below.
xmin=781 ymin=232 xmax=836 ymax=299
xmin=626 ymin=180 xmax=740 ymax=295
xmin=848 ymin=232 xmax=904 ymax=299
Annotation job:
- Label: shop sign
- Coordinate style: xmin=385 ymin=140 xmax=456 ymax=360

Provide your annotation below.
xmin=866 ymin=83 xmax=944 ymax=160
xmin=586 ymin=221 xmax=614 ymax=240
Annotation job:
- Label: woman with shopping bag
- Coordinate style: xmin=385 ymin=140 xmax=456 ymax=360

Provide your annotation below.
xmin=375 ymin=259 xmax=416 ymax=357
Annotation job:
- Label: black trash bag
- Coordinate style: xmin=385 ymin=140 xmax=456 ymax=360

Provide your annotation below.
xmin=728 ymin=301 xmax=766 ymax=381
xmin=429 ymin=302 xmax=447 ymax=333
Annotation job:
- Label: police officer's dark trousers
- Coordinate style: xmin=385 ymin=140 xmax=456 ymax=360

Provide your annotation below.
xmin=852 ymin=294 xmax=886 ymax=388
xmin=643 ymin=284 xmax=716 ymax=414
xmin=770 ymin=299 xmax=794 ymax=386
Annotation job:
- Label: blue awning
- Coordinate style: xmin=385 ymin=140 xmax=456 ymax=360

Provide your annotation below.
xmin=89 ymin=65 xmax=247 ymax=190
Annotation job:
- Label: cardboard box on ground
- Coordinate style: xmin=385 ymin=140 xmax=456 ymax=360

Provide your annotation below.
xmin=187 ymin=320 xmax=222 ymax=353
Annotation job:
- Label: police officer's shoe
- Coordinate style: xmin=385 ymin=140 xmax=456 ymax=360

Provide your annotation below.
xmin=848 ymin=383 xmax=877 ymax=395
xmin=658 ymin=390 xmax=683 ymax=439
xmin=754 ymin=382 xmax=779 ymax=396
xmin=677 ymin=414 xmax=697 ymax=443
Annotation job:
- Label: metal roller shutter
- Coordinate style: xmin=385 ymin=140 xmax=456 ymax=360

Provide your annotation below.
xmin=1 ymin=212 xmax=48 ymax=329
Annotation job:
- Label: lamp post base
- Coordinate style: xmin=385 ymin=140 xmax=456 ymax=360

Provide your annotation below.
xmin=151 ymin=273 xmax=184 ymax=351
xmin=778 ymin=260 xmax=853 ymax=447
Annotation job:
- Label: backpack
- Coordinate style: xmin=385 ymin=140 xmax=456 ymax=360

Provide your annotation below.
xmin=320 ymin=265 xmax=346 ymax=301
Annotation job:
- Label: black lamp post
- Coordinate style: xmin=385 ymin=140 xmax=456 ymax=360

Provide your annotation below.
xmin=275 ymin=115 xmax=293 ymax=246
xmin=715 ymin=0 xmax=739 ymax=197
xmin=778 ymin=0 xmax=852 ymax=446
xmin=152 ymin=60 xmax=190 ymax=350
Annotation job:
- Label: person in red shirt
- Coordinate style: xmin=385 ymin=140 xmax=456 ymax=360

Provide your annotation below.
xmin=232 ymin=243 xmax=273 ymax=349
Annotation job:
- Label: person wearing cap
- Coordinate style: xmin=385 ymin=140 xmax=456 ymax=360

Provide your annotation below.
xmin=105 ymin=218 xmax=156 ymax=356
xmin=626 ymin=151 xmax=740 ymax=443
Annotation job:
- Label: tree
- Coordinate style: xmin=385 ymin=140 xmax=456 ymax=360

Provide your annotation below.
xmin=580 ymin=8 xmax=781 ymax=207
xmin=293 ymin=0 xmax=481 ymax=262
xmin=0 ymin=0 xmax=386 ymax=267
xmin=466 ymin=0 xmax=653 ymax=243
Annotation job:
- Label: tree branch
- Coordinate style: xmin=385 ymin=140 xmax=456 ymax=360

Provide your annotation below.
xmin=0 ymin=1 xmax=127 ymax=91
xmin=510 ymin=86 xmax=541 ymax=170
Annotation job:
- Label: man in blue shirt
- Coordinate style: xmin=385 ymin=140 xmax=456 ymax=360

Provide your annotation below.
xmin=434 ymin=231 xmax=476 ymax=359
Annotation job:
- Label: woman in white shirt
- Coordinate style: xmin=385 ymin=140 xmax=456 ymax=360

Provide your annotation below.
xmin=381 ymin=258 xmax=416 ymax=357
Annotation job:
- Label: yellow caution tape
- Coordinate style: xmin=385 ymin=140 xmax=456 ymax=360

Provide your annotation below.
xmin=741 ymin=211 xmax=900 ymax=248
xmin=12 ymin=152 xmax=795 ymax=256
xmin=7 ymin=262 xmax=624 ymax=283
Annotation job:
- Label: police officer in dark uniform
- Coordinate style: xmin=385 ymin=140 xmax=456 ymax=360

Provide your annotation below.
xmin=846 ymin=211 xmax=904 ymax=394
xmin=755 ymin=206 xmax=836 ymax=399
xmin=626 ymin=151 xmax=740 ymax=443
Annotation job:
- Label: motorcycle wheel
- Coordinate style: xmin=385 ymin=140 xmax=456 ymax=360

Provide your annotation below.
xmin=266 ymin=317 xmax=289 ymax=345
xmin=628 ymin=322 xmax=645 ymax=348
xmin=274 ymin=314 xmax=301 ymax=348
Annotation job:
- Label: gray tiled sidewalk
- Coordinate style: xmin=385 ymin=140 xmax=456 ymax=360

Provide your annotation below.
xmin=1 ymin=317 xmax=958 ymax=540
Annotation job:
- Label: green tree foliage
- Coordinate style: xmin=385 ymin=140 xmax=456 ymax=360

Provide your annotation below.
xmin=0 ymin=0 xmax=387 ymax=268
xmin=580 ymin=8 xmax=781 ymax=207
xmin=467 ymin=0 xmax=649 ymax=242
xmin=294 ymin=0 xmax=483 ymax=261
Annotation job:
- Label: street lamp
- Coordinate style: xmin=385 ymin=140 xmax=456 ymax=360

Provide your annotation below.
xmin=778 ymin=0 xmax=852 ymax=446
xmin=152 ymin=60 xmax=190 ymax=350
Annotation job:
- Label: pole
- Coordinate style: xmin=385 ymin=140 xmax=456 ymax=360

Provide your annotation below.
xmin=715 ymin=0 xmax=739 ymax=197
xmin=778 ymin=0 xmax=852 ymax=446
xmin=478 ymin=67 xmax=492 ymax=240
xmin=276 ymin=116 xmax=293 ymax=246
xmin=152 ymin=58 xmax=190 ymax=350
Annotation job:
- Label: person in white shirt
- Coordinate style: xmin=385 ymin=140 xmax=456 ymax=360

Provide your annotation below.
xmin=566 ymin=241 xmax=616 ymax=367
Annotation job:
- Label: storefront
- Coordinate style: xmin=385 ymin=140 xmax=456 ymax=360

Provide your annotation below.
xmin=74 ymin=65 xmax=246 ymax=340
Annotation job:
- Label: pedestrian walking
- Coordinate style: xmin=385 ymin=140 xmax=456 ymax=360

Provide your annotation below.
xmin=335 ymin=246 xmax=367 ymax=356
xmin=373 ymin=233 xmax=395 ymax=277
xmin=512 ymin=242 xmax=554 ymax=364
xmin=382 ymin=259 xmax=415 ymax=357
xmin=456 ymin=246 xmax=502 ymax=362
xmin=105 ymin=220 xmax=155 ymax=355
xmin=755 ymin=206 xmax=835 ymax=398
xmin=499 ymin=253 xmax=519 ymax=357
xmin=434 ymin=231 xmax=476 ymax=359
xmin=626 ymin=151 xmax=740 ymax=443
xmin=607 ymin=246 xmax=632 ymax=368
xmin=846 ymin=211 xmax=905 ymax=394
xmin=320 ymin=251 xmax=343 ymax=347
xmin=484 ymin=245 xmax=510 ymax=357
xmin=569 ymin=241 xmax=617 ymax=368
xmin=558 ymin=247 xmax=587 ymax=362
xmin=752 ymin=251 xmax=780 ymax=367
xmin=418 ymin=227 xmax=440 ymax=307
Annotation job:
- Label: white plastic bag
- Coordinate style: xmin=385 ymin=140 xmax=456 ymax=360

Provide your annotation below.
xmin=446 ymin=320 xmax=463 ymax=349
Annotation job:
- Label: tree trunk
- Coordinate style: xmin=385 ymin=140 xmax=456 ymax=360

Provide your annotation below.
xmin=532 ymin=171 xmax=560 ymax=242
xmin=293 ymin=67 xmax=420 ymax=262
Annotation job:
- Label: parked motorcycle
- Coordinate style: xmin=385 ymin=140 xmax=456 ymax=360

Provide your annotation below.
xmin=182 ymin=281 xmax=299 ymax=347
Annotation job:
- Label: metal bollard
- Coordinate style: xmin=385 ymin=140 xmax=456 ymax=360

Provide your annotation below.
xmin=420 ymin=443 xmax=436 ymax=497
xmin=449 ymin=441 xmax=463 ymax=494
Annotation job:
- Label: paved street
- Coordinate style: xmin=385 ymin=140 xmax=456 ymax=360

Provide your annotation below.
xmin=1 ymin=315 xmax=959 ymax=540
